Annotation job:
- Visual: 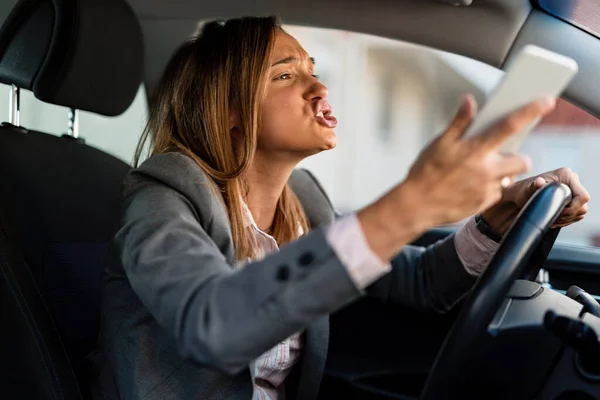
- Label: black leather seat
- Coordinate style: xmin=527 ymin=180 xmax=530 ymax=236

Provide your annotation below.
xmin=0 ymin=0 xmax=143 ymax=398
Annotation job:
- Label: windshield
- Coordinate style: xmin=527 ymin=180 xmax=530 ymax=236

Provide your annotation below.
xmin=536 ymin=0 xmax=600 ymax=38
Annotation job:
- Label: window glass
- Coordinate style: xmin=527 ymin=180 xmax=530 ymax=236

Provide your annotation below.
xmin=522 ymin=99 xmax=600 ymax=247
xmin=289 ymin=25 xmax=599 ymax=247
xmin=0 ymin=84 xmax=148 ymax=164
xmin=535 ymin=0 xmax=600 ymax=38
xmin=1 ymin=24 xmax=598 ymax=247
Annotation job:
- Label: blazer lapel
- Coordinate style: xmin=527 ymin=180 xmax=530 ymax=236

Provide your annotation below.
xmin=222 ymin=168 xmax=335 ymax=399
xmin=295 ymin=316 xmax=330 ymax=400
xmin=288 ymin=169 xmax=337 ymax=399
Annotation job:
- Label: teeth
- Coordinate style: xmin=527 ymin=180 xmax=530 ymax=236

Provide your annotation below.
xmin=316 ymin=111 xmax=324 ymax=118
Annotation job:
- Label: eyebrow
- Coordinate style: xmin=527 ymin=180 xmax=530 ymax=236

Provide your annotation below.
xmin=271 ymin=56 xmax=316 ymax=67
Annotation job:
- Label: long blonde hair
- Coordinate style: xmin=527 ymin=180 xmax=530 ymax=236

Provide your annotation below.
xmin=134 ymin=16 xmax=309 ymax=260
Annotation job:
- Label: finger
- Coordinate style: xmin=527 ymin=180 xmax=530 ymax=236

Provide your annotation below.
xmin=442 ymin=94 xmax=477 ymax=140
xmin=555 ymin=214 xmax=585 ymax=228
xmin=490 ymin=153 xmax=532 ymax=179
xmin=558 ymin=211 xmax=577 ymax=221
xmin=568 ymin=184 xmax=591 ymax=210
xmin=551 ymin=168 xmax=590 ymax=210
xmin=552 ymin=216 xmax=584 ymax=228
xmin=516 ymin=176 xmax=546 ymax=206
xmin=525 ymin=177 xmax=546 ymax=197
xmin=471 ymin=97 xmax=556 ymax=151
xmin=556 ymin=216 xmax=579 ymax=226
xmin=533 ymin=176 xmax=546 ymax=189
xmin=562 ymin=203 xmax=588 ymax=217
xmin=569 ymin=203 xmax=589 ymax=218
xmin=553 ymin=219 xmax=582 ymax=228
xmin=556 ymin=208 xmax=587 ymax=224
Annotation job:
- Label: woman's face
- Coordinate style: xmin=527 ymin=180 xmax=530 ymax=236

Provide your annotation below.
xmin=256 ymin=30 xmax=337 ymax=160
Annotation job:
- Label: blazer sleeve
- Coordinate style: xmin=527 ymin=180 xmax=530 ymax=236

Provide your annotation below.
xmin=115 ymin=182 xmax=362 ymax=376
xmin=300 ymin=169 xmax=477 ymax=313
xmin=365 ymin=235 xmax=477 ymax=312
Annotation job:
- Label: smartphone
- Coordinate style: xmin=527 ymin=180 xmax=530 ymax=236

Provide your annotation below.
xmin=463 ymin=45 xmax=578 ymax=153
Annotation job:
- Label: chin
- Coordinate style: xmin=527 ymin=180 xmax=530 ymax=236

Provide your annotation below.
xmin=291 ymin=130 xmax=337 ymax=159
xmin=321 ymin=140 xmax=336 ymax=151
xmin=298 ymin=141 xmax=336 ymax=160
xmin=320 ymin=129 xmax=337 ymax=150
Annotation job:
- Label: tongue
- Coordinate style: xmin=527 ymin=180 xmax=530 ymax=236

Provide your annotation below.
xmin=316 ymin=114 xmax=338 ymax=128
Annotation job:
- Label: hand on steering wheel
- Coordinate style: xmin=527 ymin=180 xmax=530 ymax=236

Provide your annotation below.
xmin=421 ymin=182 xmax=572 ymax=400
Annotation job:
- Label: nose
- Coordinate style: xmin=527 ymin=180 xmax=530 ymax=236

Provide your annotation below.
xmin=305 ymin=78 xmax=328 ymax=101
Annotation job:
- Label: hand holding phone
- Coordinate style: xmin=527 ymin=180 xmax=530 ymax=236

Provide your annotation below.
xmin=463 ymin=45 xmax=578 ymax=153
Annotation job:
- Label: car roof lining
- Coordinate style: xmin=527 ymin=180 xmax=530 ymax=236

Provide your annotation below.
xmin=126 ymin=0 xmax=599 ymax=119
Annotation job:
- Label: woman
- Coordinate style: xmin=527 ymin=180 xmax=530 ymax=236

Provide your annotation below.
xmin=99 ymin=16 xmax=589 ymax=400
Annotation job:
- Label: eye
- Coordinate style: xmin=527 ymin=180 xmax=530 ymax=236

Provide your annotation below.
xmin=275 ymin=73 xmax=291 ymax=81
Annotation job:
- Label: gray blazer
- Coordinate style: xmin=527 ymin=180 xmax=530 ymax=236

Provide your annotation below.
xmin=98 ymin=152 xmax=476 ymax=400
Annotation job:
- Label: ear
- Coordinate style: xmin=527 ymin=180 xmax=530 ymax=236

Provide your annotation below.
xmin=229 ymin=108 xmax=243 ymax=154
xmin=229 ymin=107 xmax=241 ymax=134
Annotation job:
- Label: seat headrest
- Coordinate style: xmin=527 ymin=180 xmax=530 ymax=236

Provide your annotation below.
xmin=0 ymin=0 xmax=143 ymax=116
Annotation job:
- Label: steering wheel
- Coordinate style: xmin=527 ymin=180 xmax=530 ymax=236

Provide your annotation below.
xmin=421 ymin=182 xmax=573 ymax=399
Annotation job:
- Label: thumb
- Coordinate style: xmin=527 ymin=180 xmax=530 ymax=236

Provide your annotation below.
xmin=514 ymin=177 xmax=546 ymax=206
xmin=442 ymin=94 xmax=477 ymax=140
xmin=533 ymin=176 xmax=546 ymax=190
xmin=526 ymin=177 xmax=546 ymax=197
xmin=523 ymin=177 xmax=546 ymax=203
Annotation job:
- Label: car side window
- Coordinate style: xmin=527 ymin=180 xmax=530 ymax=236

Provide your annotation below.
xmin=1 ymin=24 xmax=598 ymax=248
xmin=0 ymin=84 xmax=148 ymax=164
xmin=535 ymin=0 xmax=600 ymax=39
xmin=525 ymin=99 xmax=600 ymax=247
xmin=290 ymin=25 xmax=599 ymax=248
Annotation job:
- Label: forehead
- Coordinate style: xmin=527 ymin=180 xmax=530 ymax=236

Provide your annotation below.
xmin=270 ymin=30 xmax=310 ymax=62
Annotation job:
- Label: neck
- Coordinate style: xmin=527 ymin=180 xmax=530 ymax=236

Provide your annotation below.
xmin=244 ymin=152 xmax=298 ymax=232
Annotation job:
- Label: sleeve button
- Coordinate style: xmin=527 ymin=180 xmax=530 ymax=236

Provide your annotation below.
xmin=276 ymin=265 xmax=290 ymax=281
xmin=298 ymin=252 xmax=315 ymax=267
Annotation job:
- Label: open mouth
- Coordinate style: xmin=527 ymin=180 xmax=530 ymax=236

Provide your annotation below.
xmin=314 ymin=99 xmax=338 ymax=128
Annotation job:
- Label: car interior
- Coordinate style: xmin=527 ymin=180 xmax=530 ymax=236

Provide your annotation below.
xmin=0 ymin=0 xmax=599 ymax=399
